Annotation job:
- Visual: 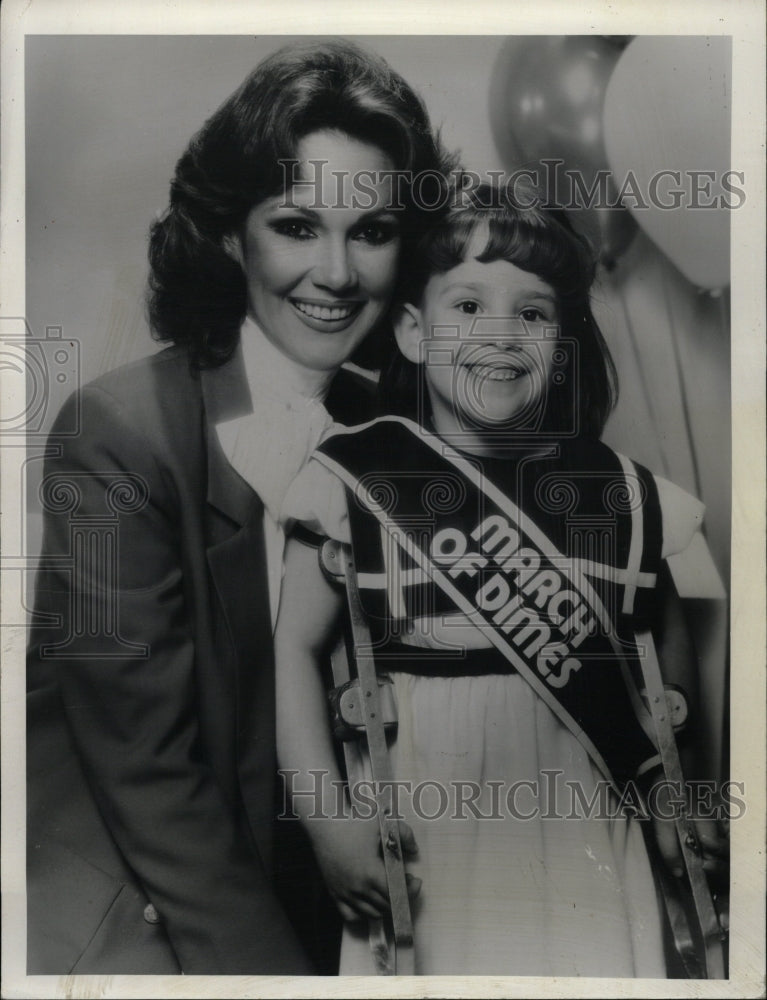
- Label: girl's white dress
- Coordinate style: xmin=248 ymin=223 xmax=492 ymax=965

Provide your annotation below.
xmin=284 ymin=455 xmax=705 ymax=977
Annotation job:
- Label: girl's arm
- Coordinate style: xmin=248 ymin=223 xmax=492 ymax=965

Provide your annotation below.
xmin=276 ymin=536 xmax=415 ymax=922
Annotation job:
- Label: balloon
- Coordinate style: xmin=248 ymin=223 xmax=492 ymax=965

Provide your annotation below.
xmin=603 ymin=36 xmax=731 ymax=290
xmin=489 ymin=36 xmax=637 ymax=269
xmin=601 ymin=36 xmax=633 ymax=50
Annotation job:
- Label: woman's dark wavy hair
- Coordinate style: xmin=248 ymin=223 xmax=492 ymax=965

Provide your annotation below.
xmin=147 ymin=40 xmax=454 ymax=369
xmin=379 ymin=179 xmax=618 ymax=439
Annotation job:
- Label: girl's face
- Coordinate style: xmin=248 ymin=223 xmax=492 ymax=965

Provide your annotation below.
xmin=235 ymin=129 xmax=401 ymax=372
xmin=395 ymin=228 xmax=561 ymax=451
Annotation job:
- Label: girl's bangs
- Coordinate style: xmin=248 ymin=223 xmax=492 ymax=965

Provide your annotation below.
xmin=423 ymin=215 xmax=484 ymax=273
xmin=422 ymin=204 xmax=593 ymax=300
xmin=477 ymin=210 xmax=592 ymax=297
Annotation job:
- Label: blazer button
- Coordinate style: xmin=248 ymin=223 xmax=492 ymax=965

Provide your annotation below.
xmin=143 ymin=903 xmax=161 ymax=924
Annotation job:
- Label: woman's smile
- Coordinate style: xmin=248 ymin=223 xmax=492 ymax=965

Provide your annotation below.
xmin=289 ymin=297 xmax=365 ymax=329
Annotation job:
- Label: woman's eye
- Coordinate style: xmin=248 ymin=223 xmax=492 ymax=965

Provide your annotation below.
xmin=354 ymin=222 xmax=398 ymax=246
xmin=456 ymin=300 xmax=480 ymax=315
xmin=271 ymin=220 xmax=315 ymax=240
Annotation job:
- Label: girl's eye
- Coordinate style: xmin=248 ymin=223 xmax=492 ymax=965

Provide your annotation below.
xmin=519 ymin=306 xmax=554 ymax=323
xmin=271 ymin=220 xmax=316 ymax=241
xmin=354 ymin=222 xmax=398 ymax=246
xmin=456 ymin=301 xmax=480 ymax=315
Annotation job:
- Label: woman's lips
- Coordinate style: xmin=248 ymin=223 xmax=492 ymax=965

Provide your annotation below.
xmin=290 ymin=298 xmax=363 ymax=323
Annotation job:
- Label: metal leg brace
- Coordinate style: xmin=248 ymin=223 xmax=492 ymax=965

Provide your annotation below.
xmin=321 ymin=539 xmax=415 ymax=976
xmin=636 ymin=628 xmax=727 ymax=978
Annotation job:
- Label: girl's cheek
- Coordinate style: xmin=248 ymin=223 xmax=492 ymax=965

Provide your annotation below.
xmin=456 ymin=319 xmax=473 ymax=342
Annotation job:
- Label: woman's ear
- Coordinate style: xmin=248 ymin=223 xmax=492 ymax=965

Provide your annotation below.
xmin=222 ymin=232 xmax=244 ymax=268
xmin=393 ymin=302 xmax=425 ymax=365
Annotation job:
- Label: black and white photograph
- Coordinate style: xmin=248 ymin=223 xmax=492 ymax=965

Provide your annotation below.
xmin=1 ymin=3 xmax=764 ymax=997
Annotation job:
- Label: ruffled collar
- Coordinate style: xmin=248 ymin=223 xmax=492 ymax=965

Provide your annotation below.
xmin=214 ymin=316 xmax=337 ymax=523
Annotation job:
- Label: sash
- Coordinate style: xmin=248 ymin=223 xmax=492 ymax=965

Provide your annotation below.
xmin=316 ymin=416 xmax=663 ymax=791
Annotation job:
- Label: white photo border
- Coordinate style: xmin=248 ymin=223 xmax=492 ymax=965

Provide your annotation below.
xmin=2 ymin=2 xmax=764 ymax=997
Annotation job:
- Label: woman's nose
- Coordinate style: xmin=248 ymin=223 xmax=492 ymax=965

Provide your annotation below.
xmin=312 ymin=237 xmax=357 ymax=292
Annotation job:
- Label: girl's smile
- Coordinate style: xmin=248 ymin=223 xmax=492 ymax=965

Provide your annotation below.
xmin=460 ymin=344 xmax=538 ymax=381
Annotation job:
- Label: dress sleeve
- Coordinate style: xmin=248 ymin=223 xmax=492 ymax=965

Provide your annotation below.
xmin=653 ymin=474 xmax=706 ymax=559
xmin=654 ymin=475 xmax=726 ymax=600
xmin=281 ymin=456 xmax=351 ymax=544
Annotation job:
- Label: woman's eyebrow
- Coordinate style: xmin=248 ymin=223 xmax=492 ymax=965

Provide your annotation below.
xmin=267 ymin=203 xmax=400 ymax=222
xmin=270 ymin=203 xmax=321 ymax=220
xmin=356 ymin=207 xmax=401 ymax=222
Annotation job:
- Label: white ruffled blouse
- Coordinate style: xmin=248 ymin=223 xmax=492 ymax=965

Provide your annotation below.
xmin=214 ymin=315 xmax=338 ymax=627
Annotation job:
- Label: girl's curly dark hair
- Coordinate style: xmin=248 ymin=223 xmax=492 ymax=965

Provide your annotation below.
xmin=147 ymin=40 xmax=455 ymax=370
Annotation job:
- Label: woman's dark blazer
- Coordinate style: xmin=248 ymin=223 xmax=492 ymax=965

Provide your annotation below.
xmin=26 ymin=343 xmax=374 ymax=975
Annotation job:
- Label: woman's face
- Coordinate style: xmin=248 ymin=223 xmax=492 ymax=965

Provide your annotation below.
xmin=236 ymin=129 xmax=401 ymax=372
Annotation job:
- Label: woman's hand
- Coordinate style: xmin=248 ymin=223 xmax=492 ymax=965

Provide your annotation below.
xmin=309 ymin=815 xmax=421 ymax=924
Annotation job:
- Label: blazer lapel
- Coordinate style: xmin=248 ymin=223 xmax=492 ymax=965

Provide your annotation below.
xmin=201 ymin=346 xmax=267 ymax=674
xmin=201 ymin=346 xmax=258 ymax=528
xmin=199 ymin=354 xmax=377 ymax=866
xmin=201 ymin=352 xmax=277 ymax=865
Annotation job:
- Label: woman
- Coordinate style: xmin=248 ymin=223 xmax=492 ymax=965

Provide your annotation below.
xmin=26 ymin=40 xmax=451 ymax=975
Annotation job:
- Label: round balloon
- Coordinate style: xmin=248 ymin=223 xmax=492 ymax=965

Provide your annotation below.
xmin=489 ymin=35 xmax=637 ymax=268
xmin=603 ymin=36 xmax=731 ymax=290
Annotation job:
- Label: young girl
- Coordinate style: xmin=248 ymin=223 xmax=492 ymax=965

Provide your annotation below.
xmin=275 ymin=183 xmax=725 ymax=976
